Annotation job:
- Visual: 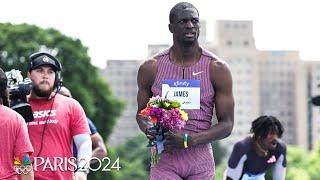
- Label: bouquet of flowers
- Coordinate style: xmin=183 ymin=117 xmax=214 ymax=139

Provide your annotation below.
xmin=139 ymin=95 xmax=188 ymax=165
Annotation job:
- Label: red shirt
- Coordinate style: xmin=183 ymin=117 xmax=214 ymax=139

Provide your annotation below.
xmin=0 ymin=105 xmax=33 ymax=179
xmin=27 ymin=94 xmax=89 ymax=180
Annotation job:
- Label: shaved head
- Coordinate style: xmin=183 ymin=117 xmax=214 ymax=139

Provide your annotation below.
xmin=169 ymin=2 xmax=199 ymax=23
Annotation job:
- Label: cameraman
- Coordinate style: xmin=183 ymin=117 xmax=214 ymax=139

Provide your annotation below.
xmin=26 ymin=52 xmax=92 ymax=180
xmin=0 ymin=68 xmax=34 ymax=180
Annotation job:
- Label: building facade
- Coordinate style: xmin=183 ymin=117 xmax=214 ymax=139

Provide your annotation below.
xmin=205 ymin=20 xmax=261 ymax=153
xmin=305 ymin=61 xmax=320 ymax=149
xmin=101 ymin=60 xmax=142 ymax=146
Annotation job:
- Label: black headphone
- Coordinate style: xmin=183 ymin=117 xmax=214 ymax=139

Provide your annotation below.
xmin=28 ymin=52 xmax=63 ymax=89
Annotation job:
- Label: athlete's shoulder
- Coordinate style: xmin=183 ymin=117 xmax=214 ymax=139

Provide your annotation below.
xmin=276 ymin=139 xmax=287 ymax=153
xmin=201 ymin=47 xmax=225 ymax=62
xmin=233 ymin=136 xmax=252 ymax=153
xmin=210 ymin=57 xmax=229 ymax=71
xmin=204 ymin=48 xmax=229 ymax=74
xmin=228 ymin=137 xmax=250 ymax=168
xmin=152 ymin=48 xmax=170 ymax=59
xmin=202 ymin=48 xmax=219 ymax=59
xmin=139 ymin=46 xmax=163 ymax=77
xmin=141 ymin=58 xmax=157 ymax=69
xmin=138 ymin=59 xmax=157 ymax=82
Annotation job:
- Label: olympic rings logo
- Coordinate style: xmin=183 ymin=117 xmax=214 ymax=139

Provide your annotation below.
xmin=15 ymin=165 xmax=32 ymax=175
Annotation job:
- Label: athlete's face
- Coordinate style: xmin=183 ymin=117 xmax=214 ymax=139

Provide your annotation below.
xmin=260 ymin=133 xmax=279 ymax=150
xmin=169 ymin=7 xmax=200 ymax=45
xmin=29 ymin=66 xmax=56 ymax=97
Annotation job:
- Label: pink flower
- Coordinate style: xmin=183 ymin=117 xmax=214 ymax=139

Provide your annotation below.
xmin=139 ymin=96 xmax=188 ymax=130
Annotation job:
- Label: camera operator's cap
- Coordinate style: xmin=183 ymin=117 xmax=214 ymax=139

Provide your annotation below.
xmin=0 ymin=68 xmax=7 ymax=90
xmin=28 ymin=52 xmax=61 ymax=72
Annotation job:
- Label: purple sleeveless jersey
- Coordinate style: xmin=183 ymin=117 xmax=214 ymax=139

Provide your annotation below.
xmin=151 ymin=48 xmax=216 ymax=133
xmin=150 ymin=47 xmax=218 ymax=180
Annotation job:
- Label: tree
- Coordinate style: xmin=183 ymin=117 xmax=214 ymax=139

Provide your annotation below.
xmin=87 ymin=147 xmax=119 ymax=180
xmin=305 ymin=143 xmax=320 ymax=179
xmin=114 ymin=135 xmax=149 ymax=180
xmin=214 ymin=161 xmax=227 ymax=180
xmin=0 ymin=23 xmax=124 ymax=140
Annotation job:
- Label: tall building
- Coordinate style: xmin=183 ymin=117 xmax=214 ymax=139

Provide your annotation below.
xmin=259 ymin=51 xmax=308 ymax=148
xmin=204 ymin=20 xmax=261 ymax=153
xmin=199 ymin=20 xmax=207 ymax=44
xmin=305 ymin=61 xmax=320 ymax=149
xmin=214 ymin=20 xmax=256 ymax=50
xmin=206 ymin=20 xmax=311 ymax=151
xmin=101 ymin=60 xmax=142 ymax=146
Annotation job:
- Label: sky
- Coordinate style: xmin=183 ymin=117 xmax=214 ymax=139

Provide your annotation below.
xmin=1 ymin=0 xmax=319 ymax=67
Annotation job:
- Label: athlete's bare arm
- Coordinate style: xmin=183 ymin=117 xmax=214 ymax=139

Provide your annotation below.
xmin=136 ymin=59 xmax=157 ymax=134
xmin=190 ymin=59 xmax=234 ymax=145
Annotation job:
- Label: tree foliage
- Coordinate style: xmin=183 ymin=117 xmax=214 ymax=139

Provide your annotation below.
xmin=0 ymin=23 xmax=124 ymax=139
xmin=114 ymin=135 xmax=149 ymax=180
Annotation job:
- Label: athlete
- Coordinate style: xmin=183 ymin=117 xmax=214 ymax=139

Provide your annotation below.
xmin=226 ymin=115 xmax=286 ymax=180
xmin=136 ymin=2 xmax=234 ymax=179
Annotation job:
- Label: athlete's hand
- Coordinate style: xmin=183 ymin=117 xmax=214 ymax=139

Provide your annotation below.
xmin=163 ymin=130 xmax=184 ymax=151
xmin=145 ymin=126 xmax=156 ymax=141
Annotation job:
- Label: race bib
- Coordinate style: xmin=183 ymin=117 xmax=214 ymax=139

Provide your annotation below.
xmin=161 ymin=80 xmax=200 ymax=109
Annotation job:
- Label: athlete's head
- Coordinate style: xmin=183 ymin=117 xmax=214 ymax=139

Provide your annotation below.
xmin=169 ymin=2 xmax=200 ymax=46
xmin=0 ymin=68 xmax=9 ymax=106
xmin=28 ymin=52 xmax=61 ymax=98
xmin=250 ymin=115 xmax=284 ymax=150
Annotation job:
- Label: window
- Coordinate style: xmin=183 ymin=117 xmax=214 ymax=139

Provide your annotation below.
xmin=243 ymin=40 xmax=249 ymax=46
xmin=227 ymin=40 xmax=232 ymax=46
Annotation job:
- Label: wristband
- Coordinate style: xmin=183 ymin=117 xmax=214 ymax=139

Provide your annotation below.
xmin=184 ymin=133 xmax=188 ymax=148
